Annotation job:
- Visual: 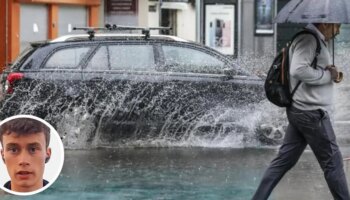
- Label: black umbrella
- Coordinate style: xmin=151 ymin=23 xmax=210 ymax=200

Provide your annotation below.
xmin=274 ymin=0 xmax=350 ymax=65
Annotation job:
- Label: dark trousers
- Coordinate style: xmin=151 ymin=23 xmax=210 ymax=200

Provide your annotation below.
xmin=252 ymin=106 xmax=350 ymax=200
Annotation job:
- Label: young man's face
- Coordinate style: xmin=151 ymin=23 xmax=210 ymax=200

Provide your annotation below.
xmin=1 ymin=132 xmax=51 ymax=192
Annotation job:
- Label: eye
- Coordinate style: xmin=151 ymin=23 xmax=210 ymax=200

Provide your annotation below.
xmin=29 ymin=147 xmax=37 ymax=154
xmin=7 ymin=147 xmax=18 ymax=154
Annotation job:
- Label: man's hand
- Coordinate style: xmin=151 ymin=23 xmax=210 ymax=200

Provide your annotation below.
xmin=326 ymin=65 xmax=343 ymax=83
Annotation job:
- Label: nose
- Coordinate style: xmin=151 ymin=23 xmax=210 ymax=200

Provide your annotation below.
xmin=335 ymin=25 xmax=340 ymax=35
xmin=18 ymin=152 xmax=30 ymax=166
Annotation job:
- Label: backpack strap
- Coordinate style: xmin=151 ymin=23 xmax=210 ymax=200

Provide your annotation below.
xmin=289 ymin=29 xmax=322 ymax=100
xmin=290 ymin=29 xmax=321 ymax=68
xmin=291 ymin=81 xmax=302 ymax=98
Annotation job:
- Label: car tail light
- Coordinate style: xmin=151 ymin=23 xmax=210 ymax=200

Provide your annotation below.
xmin=5 ymin=73 xmax=24 ymax=94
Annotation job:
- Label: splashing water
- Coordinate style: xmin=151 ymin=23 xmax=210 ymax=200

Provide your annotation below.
xmin=57 ymin=97 xmax=286 ymax=149
xmin=0 ymin=70 xmax=289 ymax=149
xmin=1 ymin=42 xmax=349 ymax=149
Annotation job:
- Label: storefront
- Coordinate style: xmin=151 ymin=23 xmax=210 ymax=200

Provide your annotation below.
xmin=0 ymin=0 xmax=101 ymax=72
xmin=148 ymin=0 xmax=196 ymax=41
xmin=105 ymin=0 xmax=139 ymax=26
xmin=20 ymin=4 xmax=48 ymax=52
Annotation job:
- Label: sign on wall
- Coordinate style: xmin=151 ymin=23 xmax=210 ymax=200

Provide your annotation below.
xmin=205 ymin=4 xmax=235 ymax=55
xmin=255 ymin=0 xmax=274 ymax=34
xmin=106 ymin=0 xmax=137 ymax=14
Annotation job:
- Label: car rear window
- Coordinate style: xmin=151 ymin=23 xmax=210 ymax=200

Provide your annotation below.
xmin=44 ymin=47 xmax=91 ymax=69
xmin=162 ymin=45 xmax=226 ymax=74
xmin=86 ymin=45 xmax=155 ymax=72
xmin=13 ymin=46 xmax=36 ymax=70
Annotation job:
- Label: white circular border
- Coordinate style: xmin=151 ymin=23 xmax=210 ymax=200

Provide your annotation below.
xmin=0 ymin=115 xmax=65 ymax=196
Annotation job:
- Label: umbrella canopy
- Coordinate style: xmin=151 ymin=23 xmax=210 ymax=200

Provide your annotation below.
xmin=274 ymin=0 xmax=350 ymax=24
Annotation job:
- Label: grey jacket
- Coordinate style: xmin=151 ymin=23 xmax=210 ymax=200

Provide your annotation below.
xmin=288 ymin=24 xmax=334 ymax=112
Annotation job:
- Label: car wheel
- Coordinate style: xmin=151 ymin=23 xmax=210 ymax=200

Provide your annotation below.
xmin=256 ymin=123 xmax=286 ymax=145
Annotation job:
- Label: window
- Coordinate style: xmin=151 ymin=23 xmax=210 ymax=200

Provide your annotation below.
xmin=109 ymin=45 xmax=155 ymax=71
xmin=16 ymin=46 xmax=35 ymax=70
xmin=86 ymin=45 xmax=155 ymax=71
xmin=162 ymin=45 xmax=226 ymax=74
xmin=86 ymin=46 xmax=109 ymax=70
xmin=45 ymin=47 xmax=90 ymax=69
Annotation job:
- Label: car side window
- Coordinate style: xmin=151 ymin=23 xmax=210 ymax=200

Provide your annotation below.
xmin=44 ymin=47 xmax=90 ymax=69
xmin=86 ymin=46 xmax=109 ymax=70
xmin=86 ymin=45 xmax=155 ymax=71
xmin=108 ymin=45 xmax=155 ymax=71
xmin=162 ymin=45 xmax=226 ymax=74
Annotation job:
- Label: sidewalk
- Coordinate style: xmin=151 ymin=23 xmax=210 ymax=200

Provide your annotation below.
xmin=334 ymin=84 xmax=350 ymax=145
xmin=269 ymin=146 xmax=350 ymax=200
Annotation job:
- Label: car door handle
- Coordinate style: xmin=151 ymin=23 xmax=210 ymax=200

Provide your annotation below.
xmin=221 ymin=75 xmax=233 ymax=81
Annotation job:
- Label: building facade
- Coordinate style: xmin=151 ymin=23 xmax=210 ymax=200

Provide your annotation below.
xmin=0 ymin=0 xmax=101 ymax=72
xmin=2 ymin=0 xmax=349 ymax=73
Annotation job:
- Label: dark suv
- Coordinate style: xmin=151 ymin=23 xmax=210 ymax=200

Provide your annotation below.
xmin=0 ymin=27 xmax=278 ymax=147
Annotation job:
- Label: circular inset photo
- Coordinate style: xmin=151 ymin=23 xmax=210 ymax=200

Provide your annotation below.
xmin=0 ymin=115 xmax=64 ymax=196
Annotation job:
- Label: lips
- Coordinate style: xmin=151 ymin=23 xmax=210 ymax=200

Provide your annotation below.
xmin=16 ymin=171 xmax=33 ymax=180
xmin=17 ymin=171 xmax=32 ymax=175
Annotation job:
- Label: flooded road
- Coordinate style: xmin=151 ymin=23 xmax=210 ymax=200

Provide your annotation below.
xmin=2 ymin=147 xmax=350 ymax=200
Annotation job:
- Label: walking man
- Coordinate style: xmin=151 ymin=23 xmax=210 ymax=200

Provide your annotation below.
xmin=252 ymin=23 xmax=350 ymax=200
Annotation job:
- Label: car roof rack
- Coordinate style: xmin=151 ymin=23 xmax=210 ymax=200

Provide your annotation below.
xmin=73 ymin=24 xmax=172 ymax=40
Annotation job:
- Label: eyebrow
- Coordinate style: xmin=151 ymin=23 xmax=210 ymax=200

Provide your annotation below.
xmin=28 ymin=143 xmax=42 ymax=148
xmin=5 ymin=142 xmax=43 ymax=148
xmin=5 ymin=143 xmax=19 ymax=148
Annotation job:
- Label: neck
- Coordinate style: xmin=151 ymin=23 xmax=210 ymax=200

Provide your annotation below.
xmin=11 ymin=180 xmax=43 ymax=192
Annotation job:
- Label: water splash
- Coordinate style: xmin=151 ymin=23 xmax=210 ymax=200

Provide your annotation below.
xmin=58 ymin=99 xmax=285 ymax=149
xmin=0 ymin=72 xmax=288 ymax=149
xmin=2 ymin=47 xmax=348 ymax=149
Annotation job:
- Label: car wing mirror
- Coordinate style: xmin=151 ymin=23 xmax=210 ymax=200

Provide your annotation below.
xmin=223 ymin=68 xmax=237 ymax=78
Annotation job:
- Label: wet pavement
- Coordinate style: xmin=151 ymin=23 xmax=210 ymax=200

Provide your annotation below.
xmin=2 ymin=147 xmax=350 ymax=199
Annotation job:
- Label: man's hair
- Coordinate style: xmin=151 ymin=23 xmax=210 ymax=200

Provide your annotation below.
xmin=0 ymin=118 xmax=50 ymax=148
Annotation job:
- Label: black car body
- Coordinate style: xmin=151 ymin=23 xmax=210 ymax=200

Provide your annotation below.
xmin=0 ymin=33 xmax=271 ymax=147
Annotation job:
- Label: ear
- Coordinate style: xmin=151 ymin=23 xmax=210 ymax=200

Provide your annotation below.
xmin=45 ymin=147 xmax=52 ymax=164
xmin=1 ymin=149 xmax=4 ymax=163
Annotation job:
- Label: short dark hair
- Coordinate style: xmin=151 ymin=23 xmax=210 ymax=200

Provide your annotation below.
xmin=0 ymin=118 xmax=50 ymax=148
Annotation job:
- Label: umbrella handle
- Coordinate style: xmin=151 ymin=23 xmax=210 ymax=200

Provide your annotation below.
xmin=333 ymin=24 xmax=335 ymax=65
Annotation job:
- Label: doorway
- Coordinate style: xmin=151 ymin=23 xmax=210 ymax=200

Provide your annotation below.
xmin=161 ymin=9 xmax=177 ymax=35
